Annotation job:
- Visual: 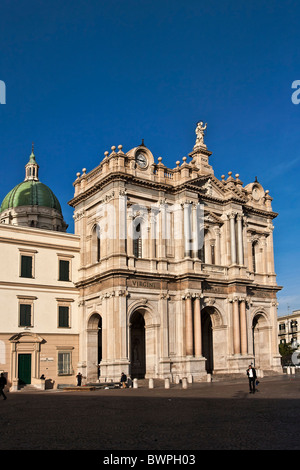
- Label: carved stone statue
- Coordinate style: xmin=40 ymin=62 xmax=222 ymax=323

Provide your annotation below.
xmin=194 ymin=121 xmax=207 ymax=148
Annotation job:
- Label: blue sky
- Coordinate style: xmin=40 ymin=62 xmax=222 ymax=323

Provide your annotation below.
xmin=0 ymin=0 xmax=300 ymax=315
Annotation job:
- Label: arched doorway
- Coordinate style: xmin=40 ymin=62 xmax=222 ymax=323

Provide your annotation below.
xmin=201 ymin=307 xmax=213 ymax=373
xmin=130 ymin=310 xmax=146 ymax=378
xmin=252 ymin=313 xmax=270 ymax=369
xmin=87 ymin=313 xmax=102 ymax=381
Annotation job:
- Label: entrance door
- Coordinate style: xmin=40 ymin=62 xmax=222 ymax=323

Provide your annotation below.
xmin=202 ymin=309 xmax=213 ymax=374
xmin=130 ymin=311 xmax=146 ymax=379
xmin=18 ymin=354 xmax=31 ymax=385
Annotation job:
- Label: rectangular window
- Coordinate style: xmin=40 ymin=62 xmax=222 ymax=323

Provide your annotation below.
xmin=59 ymin=260 xmax=70 ymax=281
xmin=58 ymin=352 xmax=71 ymax=375
xmin=58 ymin=306 xmax=69 ymax=328
xmin=20 ymin=304 xmax=32 ymax=327
xmin=20 ymin=255 xmax=33 ymax=278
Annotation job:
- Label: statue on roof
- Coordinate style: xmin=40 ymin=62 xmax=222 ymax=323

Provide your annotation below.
xmin=194 ymin=121 xmax=207 ymax=148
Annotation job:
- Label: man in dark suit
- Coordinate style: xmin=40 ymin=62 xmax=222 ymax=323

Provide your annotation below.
xmin=247 ymin=365 xmax=257 ymax=394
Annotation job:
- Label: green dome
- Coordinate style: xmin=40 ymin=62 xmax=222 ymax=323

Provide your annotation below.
xmin=0 ymin=180 xmax=62 ymax=213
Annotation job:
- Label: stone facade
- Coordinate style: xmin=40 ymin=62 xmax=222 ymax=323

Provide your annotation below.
xmin=69 ymin=124 xmax=282 ymax=382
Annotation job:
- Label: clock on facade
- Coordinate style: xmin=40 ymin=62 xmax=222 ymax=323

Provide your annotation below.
xmin=135 ymin=153 xmax=147 ymax=168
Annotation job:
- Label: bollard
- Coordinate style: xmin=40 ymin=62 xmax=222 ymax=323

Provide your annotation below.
xmin=182 ymin=377 xmax=188 ymax=389
xmin=133 ymin=378 xmax=138 ymax=388
xmin=287 ymin=366 xmax=291 ymax=375
xmin=175 ymin=375 xmax=180 ymax=384
xmin=164 ymin=378 xmax=170 ymax=389
xmin=207 ymin=373 xmax=212 ymax=382
xmin=187 ymin=374 xmax=193 ymax=384
xmin=149 ymin=378 xmax=154 ymax=389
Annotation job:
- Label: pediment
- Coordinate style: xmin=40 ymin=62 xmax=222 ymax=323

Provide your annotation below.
xmin=189 ymin=175 xmax=227 ymax=199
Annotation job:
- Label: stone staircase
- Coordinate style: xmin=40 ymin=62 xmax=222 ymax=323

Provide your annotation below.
xmin=17 ymin=384 xmax=44 ymax=392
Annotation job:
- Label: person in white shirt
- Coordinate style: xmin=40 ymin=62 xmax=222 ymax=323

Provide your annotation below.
xmin=246 ymin=365 xmax=257 ymax=394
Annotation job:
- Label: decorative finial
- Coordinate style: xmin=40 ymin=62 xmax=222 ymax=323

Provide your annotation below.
xmin=32 ymin=142 xmax=34 ymax=153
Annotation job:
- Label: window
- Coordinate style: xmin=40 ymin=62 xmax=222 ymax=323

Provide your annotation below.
xmin=59 ymin=259 xmax=70 ymax=281
xmin=252 ymin=242 xmax=256 ymax=272
xmin=291 ymin=320 xmax=298 ymax=333
xmin=58 ymin=306 xmax=70 ymax=328
xmin=133 ymin=223 xmax=142 ymax=258
xmin=20 ymin=255 xmax=33 ymax=278
xmin=58 ymin=351 xmax=72 ymax=375
xmin=20 ymin=304 xmax=32 ymax=327
xmin=279 ymin=323 xmax=286 ymax=332
xmin=211 ymin=245 xmax=215 ymax=265
xmin=97 ymin=234 xmax=101 ymax=262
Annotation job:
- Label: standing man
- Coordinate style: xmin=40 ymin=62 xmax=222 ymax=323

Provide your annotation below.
xmin=76 ymin=372 xmax=83 ymax=386
xmin=0 ymin=373 xmax=7 ymax=400
xmin=247 ymin=364 xmax=257 ymax=394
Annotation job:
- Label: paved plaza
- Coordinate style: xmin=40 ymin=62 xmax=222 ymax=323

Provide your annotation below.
xmin=0 ymin=374 xmax=299 ymax=453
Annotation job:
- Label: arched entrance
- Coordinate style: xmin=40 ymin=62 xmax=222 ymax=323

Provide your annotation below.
xmin=252 ymin=313 xmax=271 ymax=369
xmin=130 ymin=310 xmax=146 ymax=379
xmin=201 ymin=307 xmax=213 ymax=373
xmin=87 ymin=313 xmax=102 ymax=381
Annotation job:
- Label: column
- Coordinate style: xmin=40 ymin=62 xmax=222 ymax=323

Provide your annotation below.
xmin=193 ymin=296 xmax=202 ymax=356
xmin=229 ymin=213 xmax=237 ymax=264
xmin=185 ymin=294 xmax=193 ymax=356
xmin=215 ymin=227 xmax=221 ymax=265
xmin=150 ymin=208 xmax=157 ymax=260
xmin=237 ymin=214 xmax=244 ymax=265
xmin=232 ymin=297 xmax=240 ymax=354
xmin=266 ymin=226 xmax=275 ymax=273
xmin=184 ymin=203 xmax=191 ymax=257
xmin=118 ymin=192 xmax=127 ymax=255
xmin=192 ymin=204 xmax=199 ymax=258
xmin=239 ymin=299 xmax=248 ymax=355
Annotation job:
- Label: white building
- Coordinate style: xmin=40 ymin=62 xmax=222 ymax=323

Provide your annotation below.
xmin=0 ymin=148 xmax=80 ymax=390
xmin=0 ymin=123 xmax=283 ymax=390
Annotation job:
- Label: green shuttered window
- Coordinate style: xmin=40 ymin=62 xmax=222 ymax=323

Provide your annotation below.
xmin=21 ymin=255 xmax=33 ymax=278
xmin=20 ymin=304 xmax=32 ymax=327
xmin=59 ymin=260 xmax=70 ymax=281
xmin=58 ymin=306 xmax=69 ymax=328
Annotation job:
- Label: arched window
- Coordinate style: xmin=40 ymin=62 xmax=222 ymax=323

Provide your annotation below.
xmin=97 ymin=230 xmax=101 ymax=262
xmin=133 ymin=222 xmax=142 ymax=258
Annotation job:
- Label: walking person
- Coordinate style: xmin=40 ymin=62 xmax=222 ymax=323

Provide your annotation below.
xmin=0 ymin=373 xmax=7 ymax=400
xmin=247 ymin=364 xmax=257 ymax=394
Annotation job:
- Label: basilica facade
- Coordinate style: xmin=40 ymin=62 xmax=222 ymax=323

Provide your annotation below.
xmin=69 ymin=122 xmax=282 ymax=383
xmin=0 ymin=123 xmax=282 ymax=389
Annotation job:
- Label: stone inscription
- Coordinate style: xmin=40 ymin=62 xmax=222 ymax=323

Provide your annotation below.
xmin=129 ymin=279 xmax=160 ymax=289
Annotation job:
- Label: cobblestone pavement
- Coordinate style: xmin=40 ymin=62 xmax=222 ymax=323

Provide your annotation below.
xmin=0 ymin=374 xmax=299 ymax=452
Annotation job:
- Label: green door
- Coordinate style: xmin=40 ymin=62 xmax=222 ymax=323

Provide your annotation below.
xmin=18 ymin=354 xmax=31 ymax=385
